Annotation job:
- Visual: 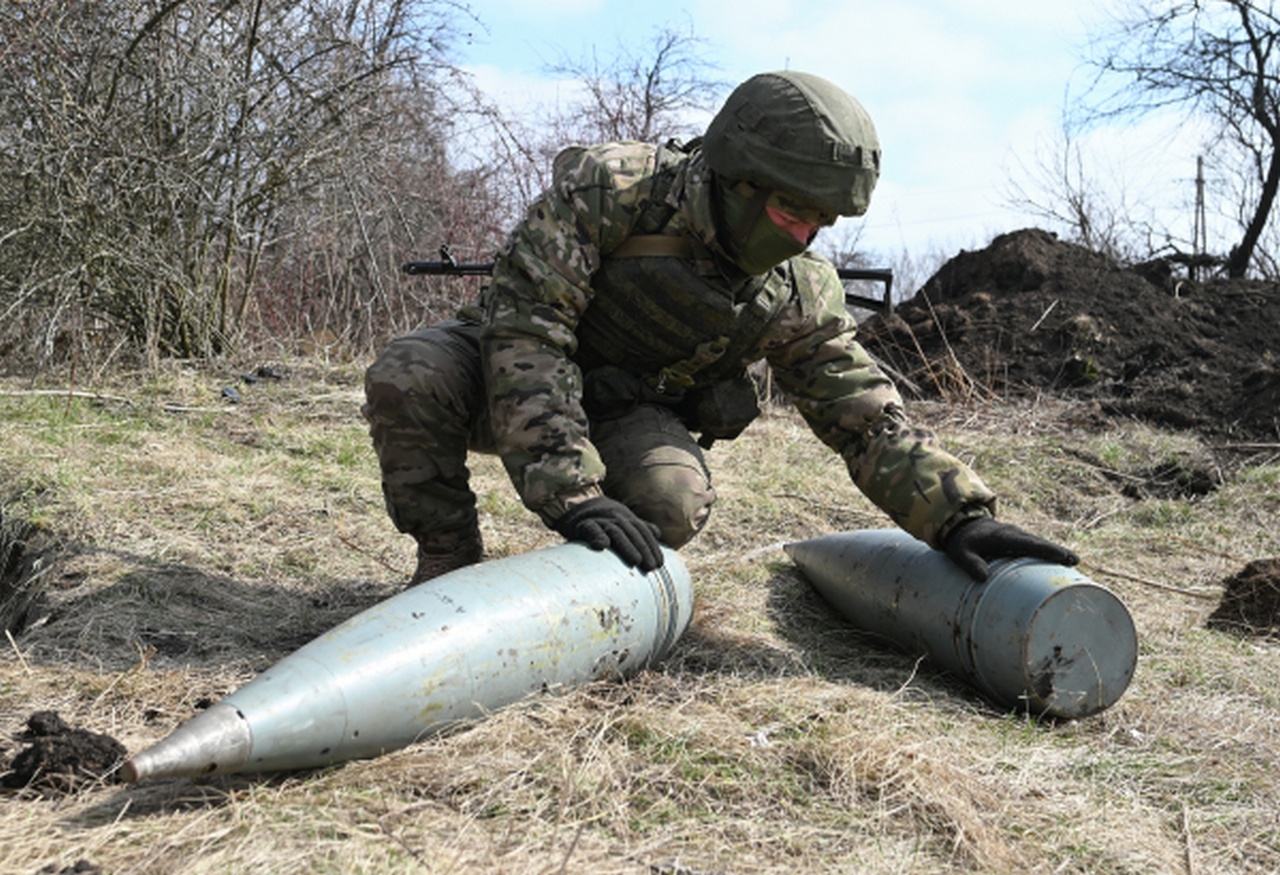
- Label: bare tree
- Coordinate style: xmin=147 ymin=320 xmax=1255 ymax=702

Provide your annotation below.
xmin=476 ymin=25 xmax=726 ymax=203
xmin=545 ymin=26 xmax=724 ymax=145
xmin=1081 ymin=0 xmax=1280 ymax=277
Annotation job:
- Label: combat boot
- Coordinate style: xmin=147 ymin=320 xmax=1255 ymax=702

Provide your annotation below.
xmin=409 ymin=528 xmax=484 ymax=586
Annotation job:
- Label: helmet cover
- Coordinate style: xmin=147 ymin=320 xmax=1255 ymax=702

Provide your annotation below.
xmin=703 ymin=71 xmax=880 ymax=216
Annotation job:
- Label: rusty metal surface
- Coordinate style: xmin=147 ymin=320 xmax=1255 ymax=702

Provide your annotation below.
xmin=785 ymin=528 xmax=1137 ymax=719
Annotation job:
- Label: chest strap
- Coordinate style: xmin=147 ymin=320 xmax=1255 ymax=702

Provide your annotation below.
xmin=605 ymin=235 xmax=695 ymax=259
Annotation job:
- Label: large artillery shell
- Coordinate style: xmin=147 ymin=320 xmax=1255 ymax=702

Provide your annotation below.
xmin=122 ymin=543 xmax=693 ymax=782
xmin=785 ymin=529 xmax=1137 ymax=719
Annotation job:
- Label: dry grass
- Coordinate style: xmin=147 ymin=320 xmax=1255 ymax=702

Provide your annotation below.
xmin=1 ymin=362 xmax=1278 ymax=874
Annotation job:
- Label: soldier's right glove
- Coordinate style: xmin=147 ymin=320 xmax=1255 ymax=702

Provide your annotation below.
xmin=943 ymin=517 xmax=1079 ymax=582
xmin=553 ymin=496 xmax=665 ymax=572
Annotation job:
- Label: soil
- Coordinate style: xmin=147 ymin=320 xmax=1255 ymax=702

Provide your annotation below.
xmin=1 ymin=710 xmax=126 ymax=794
xmin=858 ymin=228 xmax=1280 ymax=636
xmin=860 ymin=227 xmax=1280 ymax=443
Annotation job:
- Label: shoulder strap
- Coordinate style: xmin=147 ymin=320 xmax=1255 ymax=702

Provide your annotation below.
xmin=602 ymin=139 xmax=691 ymax=258
xmin=634 ymin=139 xmax=685 ymax=235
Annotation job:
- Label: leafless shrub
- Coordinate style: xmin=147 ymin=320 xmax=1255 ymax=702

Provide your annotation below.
xmin=0 ymin=0 xmax=489 ymax=368
xmin=1003 ymin=124 xmax=1152 ymax=263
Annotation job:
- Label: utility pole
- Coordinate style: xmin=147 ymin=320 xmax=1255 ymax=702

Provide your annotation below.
xmin=1193 ymin=155 xmax=1207 ymax=281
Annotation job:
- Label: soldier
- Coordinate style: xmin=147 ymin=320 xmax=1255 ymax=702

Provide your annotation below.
xmin=363 ymin=70 xmax=1078 ymax=585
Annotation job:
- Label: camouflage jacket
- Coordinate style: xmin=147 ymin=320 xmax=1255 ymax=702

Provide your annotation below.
xmin=469 ymin=140 xmax=996 ymax=548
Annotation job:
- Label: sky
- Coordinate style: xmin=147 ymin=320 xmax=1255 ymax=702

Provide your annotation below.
xmin=450 ymin=0 xmax=1208 ymax=264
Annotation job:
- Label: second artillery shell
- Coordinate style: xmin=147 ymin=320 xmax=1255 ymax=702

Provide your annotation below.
xmin=785 ymin=528 xmax=1137 ymax=719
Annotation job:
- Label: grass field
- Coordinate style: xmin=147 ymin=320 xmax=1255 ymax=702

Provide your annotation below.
xmin=1 ymin=361 xmax=1277 ymax=874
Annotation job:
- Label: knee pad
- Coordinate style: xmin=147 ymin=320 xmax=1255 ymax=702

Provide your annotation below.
xmin=594 ymin=405 xmax=716 ymax=548
xmin=625 ymin=461 xmax=715 ymax=549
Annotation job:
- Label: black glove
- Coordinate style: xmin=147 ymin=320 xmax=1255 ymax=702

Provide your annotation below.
xmin=552 ymin=497 xmax=665 ymax=572
xmin=943 ymin=517 xmax=1079 ymax=582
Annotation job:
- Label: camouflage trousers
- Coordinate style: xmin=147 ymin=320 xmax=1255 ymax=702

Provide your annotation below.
xmin=362 ymin=320 xmax=715 ymax=548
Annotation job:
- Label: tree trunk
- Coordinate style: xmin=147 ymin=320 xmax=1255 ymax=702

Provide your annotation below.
xmin=1228 ymin=140 xmax=1280 ymax=277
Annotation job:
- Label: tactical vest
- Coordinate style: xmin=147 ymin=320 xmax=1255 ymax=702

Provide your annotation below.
xmin=572 ymin=142 xmax=793 ymax=396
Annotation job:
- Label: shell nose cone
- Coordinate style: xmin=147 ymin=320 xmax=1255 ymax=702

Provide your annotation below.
xmin=122 ymin=702 xmax=252 ymax=783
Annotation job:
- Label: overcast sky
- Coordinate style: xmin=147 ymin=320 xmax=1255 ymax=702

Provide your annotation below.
xmin=452 ymin=0 xmax=1206 ymax=263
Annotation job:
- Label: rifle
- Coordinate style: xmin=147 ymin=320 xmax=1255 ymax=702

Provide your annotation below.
xmin=403 ymin=246 xmax=894 ymax=313
xmin=402 ymin=245 xmax=494 ymax=277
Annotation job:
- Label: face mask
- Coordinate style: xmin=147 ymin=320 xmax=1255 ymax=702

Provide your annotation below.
xmin=718 ymin=181 xmax=823 ymax=275
xmin=734 ymin=210 xmax=811 ymax=275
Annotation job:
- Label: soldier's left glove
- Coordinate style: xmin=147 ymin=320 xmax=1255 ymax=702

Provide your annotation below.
xmin=943 ymin=517 xmax=1079 ymax=582
xmin=553 ymin=497 xmax=665 ymax=572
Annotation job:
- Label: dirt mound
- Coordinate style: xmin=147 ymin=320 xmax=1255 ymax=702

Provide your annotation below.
xmin=861 ymin=228 xmax=1280 ymax=442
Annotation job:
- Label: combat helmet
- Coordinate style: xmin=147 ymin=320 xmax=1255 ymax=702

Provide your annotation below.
xmin=702 ymin=71 xmax=880 ymax=216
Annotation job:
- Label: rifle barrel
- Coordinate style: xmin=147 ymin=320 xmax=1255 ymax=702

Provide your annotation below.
xmin=401 ymin=260 xmax=495 ymax=276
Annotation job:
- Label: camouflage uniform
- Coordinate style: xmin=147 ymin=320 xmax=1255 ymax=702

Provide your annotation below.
xmin=363 ymin=139 xmax=996 ymax=565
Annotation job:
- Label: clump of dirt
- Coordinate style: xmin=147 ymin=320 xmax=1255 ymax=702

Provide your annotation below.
xmin=861 ymin=228 xmax=1280 ymax=442
xmin=1 ymin=711 xmax=126 ymax=794
xmin=1206 ymin=558 xmax=1280 ymax=638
